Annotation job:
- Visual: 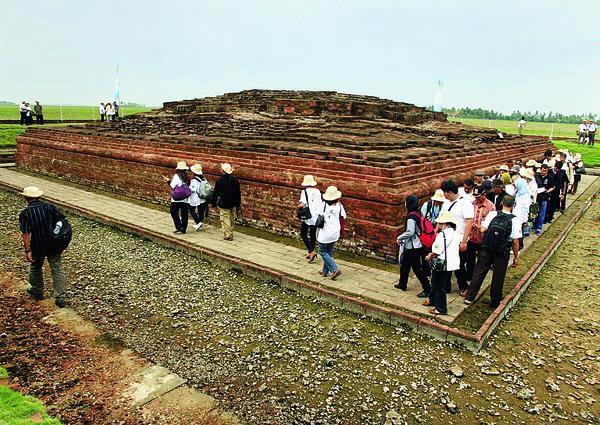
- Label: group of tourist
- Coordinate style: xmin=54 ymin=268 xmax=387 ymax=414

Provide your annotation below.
xmin=99 ymin=101 xmax=120 ymax=122
xmin=577 ymin=120 xmax=597 ymax=146
xmin=18 ymin=101 xmax=44 ymax=125
xmin=396 ymin=147 xmax=585 ymax=315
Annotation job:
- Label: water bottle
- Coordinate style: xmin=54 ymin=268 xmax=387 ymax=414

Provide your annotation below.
xmin=53 ymin=221 xmax=63 ymax=235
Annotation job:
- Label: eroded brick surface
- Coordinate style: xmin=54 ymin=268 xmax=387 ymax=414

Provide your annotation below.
xmin=16 ymin=90 xmax=551 ymax=259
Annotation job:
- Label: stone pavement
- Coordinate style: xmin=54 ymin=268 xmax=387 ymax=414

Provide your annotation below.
xmin=0 ymin=167 xmax=595 ymax=323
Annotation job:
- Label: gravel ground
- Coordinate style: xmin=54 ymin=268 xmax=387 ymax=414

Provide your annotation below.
xmin=1 ymin=188 xmax=599 ymax=424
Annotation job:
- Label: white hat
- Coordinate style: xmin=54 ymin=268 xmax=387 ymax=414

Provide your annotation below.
xmin=21 ymin=186 xmax=44 ymax=198
xmin=525 ymin=159 xmax=537 ymax=167
xmin=574 ymin=153 xmax=582 ymax=161
xmin=430 ymin=189 xmax=446 ymax=202
xmin=301 ymin=175 xmax=317 ymax=187
xmin=523 ymin=168 xmax=535 ymax=179
xmin=175 ymin=161 xmax=189 ymax=171
xmin=499 ymin=165 xmax=509 ymax=172
xmin=535 ymin=162 xmax=542 ymax=168
xmin=322 ymin=185 xmax=342 ymax=201
xmin=221 ymin=163 xmax=234 ymax=174
xmin=190 ymin=164 xmax=203 ymax=175
xmin=519 ymin=168 xmax=528 ymax=177
xmin=436 ymin=211 xmax=456 ymax=225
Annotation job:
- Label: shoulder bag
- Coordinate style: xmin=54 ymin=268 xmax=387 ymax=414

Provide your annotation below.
xmin=297 ymin=189 xmax=312 ymax=220
xmin=430 ymin=231 xmax=447 ymax=272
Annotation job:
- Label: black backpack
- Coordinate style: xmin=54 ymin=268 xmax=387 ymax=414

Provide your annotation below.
xmin=482 ymin=213 xmax=514 ymax=253
xmin=46 ymin=204 xmax=72 ymax=254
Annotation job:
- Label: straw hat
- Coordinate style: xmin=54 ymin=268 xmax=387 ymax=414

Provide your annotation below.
xmin=474 ymin=169 xmax=485 ymax=176
xmin=430 ymin=189 xmax=446 ymax=202
xmin=301 ymin=175 xmax=317 ymax=187
xmin=21 ymin=186 xmax=43 ymax=198
xmin=436 ymin=211 xmax=456 ymax=225
xmin=525 ymin=159 xmax=537 ymax=167
xmin=522 ymin=168 xmax=535 ymax=179
xmin=190 ymin=164 xmax=203 ymax=175
xmin=322 ymin=185 xmax=342 ymax=201
xmin=535 ymin=162 xmax=542 ymax=168
xmin=221 ymin=163 xmax=234 ymax=174
xmin=175 ymin=161 xmax=189 ymax=171
xmin=499 ymin=165 xmax=509 ymax=172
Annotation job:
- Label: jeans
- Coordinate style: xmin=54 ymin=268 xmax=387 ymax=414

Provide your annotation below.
xmin=189 ymin=202 xmax=209 ymax=224
xmin=429 ymin=270 xmax=451 ymax=314
xmin=535 ymin=200 xmax=548 ymax=233
xmin=466 ymin=248 xmax=510 ymax=308
xmin=29 ymin=253 xmax=66 ymax=302
xmin=300 ymin=222 xmax=317 ymax=253
xmin=398 ymin=247 xmax=431 ymax=292
xmin=170 ymin=202 xmax=189 ymax=232
xmin=318 ymin=242 xmax=338 ymax=275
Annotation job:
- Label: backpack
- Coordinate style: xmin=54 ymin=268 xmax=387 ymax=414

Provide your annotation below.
xmin=195 ymin=177 xmax=213 ymax=199
xmin=407 ymin=211 xmax=436 ymax=249
xmin=46 ymin=204 xmax=72 ymax=254
xmin=482 ymin=213 xmax=513 ymax=253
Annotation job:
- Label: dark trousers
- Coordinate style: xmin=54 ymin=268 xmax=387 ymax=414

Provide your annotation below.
xmin=36 ymin=114 xmax=44 ymax=125
xmin=189 ymin=202 xmax=208 ymax=224
xmin=300 ymin=222 xmax=317 ymax=253
xmin=170 ymin=202 xmax=189 ymax=232
xmin=429 ymin=270 xmax=451 ymax=314
xmin=590 ymin=132 xmax=596 ymax=146
xmin=449 ymin=249 xmax=469 ymax=292
xmin=465 ymin=241 xmax=483 ymax=282
xmin=546 ymin=195 xmax=559 ymax=222
xmin=399 ymin=247 xmax=431 ymax=292
xmin=100 ymin=113 xmax=106 ymax=122
xmin=466 ymin=248 xmax=510 ymax=308
xmin=20 ymin=111 xmax=26 ymax=125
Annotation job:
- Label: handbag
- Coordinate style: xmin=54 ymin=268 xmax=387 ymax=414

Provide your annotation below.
xmin=430 ymin=231 xmax=447 ymax=272
xmin=297 ymin=189 xmax=312 ymax=220
xmin=315 ymin=203 xmax=326 ymax=229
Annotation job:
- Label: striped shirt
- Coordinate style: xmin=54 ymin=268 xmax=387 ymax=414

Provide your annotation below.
xmin=19 ymin=200 xmax=63 ymax=256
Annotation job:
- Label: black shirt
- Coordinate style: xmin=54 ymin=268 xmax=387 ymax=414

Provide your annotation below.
xmin=19 ymin=200 xmax=63 ymax=256
xmin=536 ymin=173 xmax=554 ymax=202
xmin=551 ymin=169 xmax=569 ymax=196
xmin=486 ymin=190 xmax=507 ymax=211
xmin=211 ymin=174 xmax=241 ymax=209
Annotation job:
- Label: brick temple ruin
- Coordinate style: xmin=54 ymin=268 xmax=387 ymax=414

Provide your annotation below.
xmin=16 ymin=90 xmax=552 ymax=260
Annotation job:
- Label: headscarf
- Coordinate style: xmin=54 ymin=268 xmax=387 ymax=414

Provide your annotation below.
xmin=502 ymin=172 xmax=511 ymax=185
xmin=405 ymin=195 xmax=419 ymax=213
xmin=514 ymin=177 xmax=529 ymax=197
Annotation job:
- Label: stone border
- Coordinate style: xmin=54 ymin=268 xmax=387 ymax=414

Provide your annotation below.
xmin=0 ymin=178 xmax=597 ymax=352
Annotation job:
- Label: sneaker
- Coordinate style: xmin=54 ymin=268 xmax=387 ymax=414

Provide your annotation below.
xmin=535 ymin=230 xmax=542 ymax=236
xmin=416 ymin=291 xmax=430 ymax=298
xmin=27 ymin=287 xmax=43 ymax=300
xmin=463 ymin=299 xmax=473 ymax=305
xmin=331 ymin=270 xmax=342 ymax=281
xmin=193 ymin=222 xmax=203 ymax=230
xmin=55 ymin=299 xmax=68 ymax=308
xmin=173 ymin=229 xmax=182 ymax=234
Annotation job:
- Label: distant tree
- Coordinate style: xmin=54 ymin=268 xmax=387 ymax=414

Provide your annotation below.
xmin=0 ymin=100 xmax=16 ymax=105
xmin=443 ymin=106 xmax=596 ymax=124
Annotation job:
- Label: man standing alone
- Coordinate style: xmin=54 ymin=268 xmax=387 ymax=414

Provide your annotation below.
xmin=211 ymin=163 xmax=241 ymax=241
xmin=34 ymin=101 xmax=44 ymax=125
xmin=19 ymin=187 xmax=68 ymax=308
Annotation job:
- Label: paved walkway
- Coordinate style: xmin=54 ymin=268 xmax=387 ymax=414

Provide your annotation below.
xmin=0 ymin=167 xmax=595 ymax=322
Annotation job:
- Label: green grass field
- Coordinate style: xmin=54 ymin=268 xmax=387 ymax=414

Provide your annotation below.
xmin=0 ymin=124 xmax=77 ymax=148
xmin=449 ymin=117 xmax=579 ymax=139
xmin=0 ymin=367 xmax=61 ymax=425
xmin=0 ymin=105 xmax=151 ymax=121
xmin=552 ymin=140 xmax=600 ymax=168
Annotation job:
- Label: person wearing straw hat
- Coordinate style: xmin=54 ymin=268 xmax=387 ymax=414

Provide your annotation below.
xmin=189 ymin=164 xmax=212 ymax=231
xmin=423 ymin=210 xmax=459 ymax=315
xmin=211 ymin=163 xmax=241 ymax=241
xmin=492 ymin=164 xmax=509 ymax=181
xmin=298 ymin=175 xmax=323 ymax=263
xmin=571 ymin=153 xmax=584 ymax=195
xmin=18 ymin=186 xmax=68 ymax=308
xmin=163 ymin=161 xmax=191 ymax=234
xmin=588 ymin=120 xmax=596 ymax=146
xmin=420 ymin=189 xmax=446 ymax=226
xmin=316 ymin=186 xmax=346 ymax=280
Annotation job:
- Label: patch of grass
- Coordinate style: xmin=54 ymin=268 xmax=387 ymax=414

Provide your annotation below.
xmin=0 ymin=125 xmax=25 ymax=148
xmin=0 ymin=385 xmax=61 ymax=425
xmin=94 ymin=333 xmax=125 ymax=350
xmin=450 ymin=117 xmax=578 ymax=139
xmin=0 ymin=367 xmax=8 ymax=378
xmin=552 ymin=140 xmax=600 ymax=168
xmin=0 ymin=105 xmax=152 ymax=121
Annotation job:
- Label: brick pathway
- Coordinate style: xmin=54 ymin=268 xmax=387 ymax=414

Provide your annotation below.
xmin=0 ymin=168 xmax=594 ymax=323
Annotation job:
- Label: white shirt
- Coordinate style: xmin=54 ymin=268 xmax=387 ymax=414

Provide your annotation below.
xmin=99 ymin=104 xmax=106 ymax=114
xmin=431 ymin=227 xmax=459 ymax=271
xmin=106 ymin=105 xmax=114 ymax=115
xmin=19 ymin=102 xmax=26 ymax=112
xmin=188 ymin=176 xmax=207 ymax=207
xmin=298 ymin=187 xmax=323 ymax=226
xmin=316 ymin=202 xmax=346 ymax=244
xmin=439 ymin=196 xmax=474 ymax=236
xmin=481 ymin=211 xmax=522 ymax=240
xmin=518 ymin=119 xmax=526 ymax=128
xmin=579 ymin=123 xmax=589 ymax=132
xmin=170 ymin=173 xmax=190 ymax=203
xmin=457 ymin=187 xmax=474 ymax=202
xmin=589 ymin=123 xmax=597 ymax=132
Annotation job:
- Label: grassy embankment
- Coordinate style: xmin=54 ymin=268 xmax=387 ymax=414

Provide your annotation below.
xmin=0 ymin=367 xmax=61 ymax=425
xmin=0 ymin=105 xmax=151 ymax=121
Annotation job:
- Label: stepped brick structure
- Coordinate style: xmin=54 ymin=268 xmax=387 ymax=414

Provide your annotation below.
xmin=16 ymin=90 xmax=552 ymax=260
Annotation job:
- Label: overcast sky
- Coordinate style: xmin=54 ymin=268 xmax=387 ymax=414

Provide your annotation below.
xmin=2 ymin=1 xmax=597 ymax=114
